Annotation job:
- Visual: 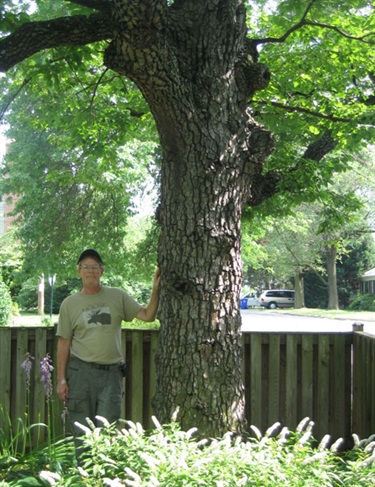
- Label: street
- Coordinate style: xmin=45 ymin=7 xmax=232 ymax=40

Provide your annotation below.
xmin=240 ymin=308 xmax=375 ymax=334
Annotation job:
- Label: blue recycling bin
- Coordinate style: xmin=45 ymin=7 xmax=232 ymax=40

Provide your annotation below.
xmin=240 ymin=298 xmax=248 ymax=309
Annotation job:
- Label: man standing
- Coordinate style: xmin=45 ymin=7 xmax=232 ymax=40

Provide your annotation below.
xmin=56 ymin=249 xmax=160 ymax=454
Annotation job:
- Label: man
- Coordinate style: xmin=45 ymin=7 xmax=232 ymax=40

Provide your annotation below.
xmin=56 ymin=249 xmax=160 ymax=453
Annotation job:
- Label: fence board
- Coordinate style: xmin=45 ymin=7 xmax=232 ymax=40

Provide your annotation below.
xmin=130 ymin=330 xmax=144 ymax=425
xmin=33 ymin=328 xmax=47 ymax=424
xmin=315 ymin=335 xmax=330 ymax=440
xmin=13 ymin=329 xmax=28 ymax=429
xmin=31 ymin=327 xmax=48 ymax=445
xmin=268 ymin=334 xmax=280 ymax=427
xmin=285 ymin=334 xmax=298 ymax=429
xmin=0 ymin=327 xmax=12 ymax=439
xmin=301 ymin=334 xmax=313 ymax=420
xmin=352 ymin=332 xmax=364 ymax=435
xmin=249 ymin=334 xmax=262 ymax=429
xmin=147 ymin=331 xmax=159 ymax=424
xmin=121 ymin=329 xmax=127 ymax=420
xmin=332 ymin=334 xmax=347 ymax=440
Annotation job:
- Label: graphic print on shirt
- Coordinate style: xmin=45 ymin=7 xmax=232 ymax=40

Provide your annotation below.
xmin=83 ymin=306 xmax=112 ymax=327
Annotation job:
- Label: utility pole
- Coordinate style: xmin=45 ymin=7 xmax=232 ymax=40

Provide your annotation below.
xmin=48 ymin=274 xmax=56 ymax=319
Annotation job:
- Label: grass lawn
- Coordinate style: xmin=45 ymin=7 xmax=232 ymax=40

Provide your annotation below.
xmin=274 ymin=307 xmax=375 ymax=322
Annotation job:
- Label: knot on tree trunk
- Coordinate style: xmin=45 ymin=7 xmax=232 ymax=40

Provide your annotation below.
xmin=245 ymin=171 xmax=282 ymax=207
xmin=245 ymin=119 xmax=275 ymax=163
xmin=104 ymin=41 xmax=127 ymax=75
xmin=235 ymin=38 xmax=271 ymax=99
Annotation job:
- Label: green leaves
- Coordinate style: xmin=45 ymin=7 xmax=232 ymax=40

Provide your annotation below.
xmin=0 ymin=29 xmax=159 ymax=276
xmin=248 ymin=0 xmax=375 ymax=210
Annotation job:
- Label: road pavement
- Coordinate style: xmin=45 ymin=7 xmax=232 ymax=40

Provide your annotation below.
xmin=240 ymin=308 xmax=375 ymax=334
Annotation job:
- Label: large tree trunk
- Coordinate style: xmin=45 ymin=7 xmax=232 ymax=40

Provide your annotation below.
xmin=326 ymin=244 xmax=339 ymax=310
xmin=103 ymin=0 xmax=273 ymax=436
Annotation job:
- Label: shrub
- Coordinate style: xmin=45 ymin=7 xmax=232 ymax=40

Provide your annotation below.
xmin=3 ymin=418 xmax=371 ymax=487
xmin=15 ymin=278 xmax=81 ymax=313
xmin=0 ymin=278 xmax=13 ymax=325
xmin=348 ymin=293 xmax=375 ymax=311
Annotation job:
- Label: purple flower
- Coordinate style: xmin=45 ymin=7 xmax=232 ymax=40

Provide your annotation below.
xmin=21 ymin=353 xmax=35 ymax=389
xmin=40 ymin=353 xmax=54 ymax=399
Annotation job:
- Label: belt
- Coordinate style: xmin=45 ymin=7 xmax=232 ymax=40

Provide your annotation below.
xmin=88 ymin=362 xmax=117 ymax=370
xmin=71 ymin=356 xmax=120 ymax=371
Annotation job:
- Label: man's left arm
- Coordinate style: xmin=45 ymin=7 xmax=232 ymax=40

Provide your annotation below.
xmin=136 ymin=267 xmax=160 ymax=322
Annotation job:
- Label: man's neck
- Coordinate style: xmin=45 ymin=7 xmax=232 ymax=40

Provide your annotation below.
xmin=81 ymin=284 xmax=102 ymax=295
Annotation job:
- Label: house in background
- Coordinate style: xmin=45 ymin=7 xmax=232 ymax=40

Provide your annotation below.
xmin=0 ymin=193 xmax=17 ymax=235
xmin=0 ymin=141 xmax=18 ymax=235
xmin=360 ymin=268 xmax=375 ymax=294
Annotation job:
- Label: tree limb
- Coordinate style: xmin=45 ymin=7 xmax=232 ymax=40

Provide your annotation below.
xmin=0 ymin=13 xmax=113 ymax=72
xmin=303 ymin=131 xmax=337 ymax=161
xmin=0 ymin=78 xmax=31 ymax=119
xmin=252 ymin=0 xmax=375 ymax=47
xmin=262 ymin=100 xmax=351 ymax=123
xmin=65 ymin=0 xmax=112 ymax=12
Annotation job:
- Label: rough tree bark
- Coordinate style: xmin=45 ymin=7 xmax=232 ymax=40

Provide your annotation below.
xmin=326 ymin=244 xmax=339 ymax=310
xmin=294 ymin=268 xmax=305 ymax=309
xmin=0 ymin=0 xmax=276 ymax=436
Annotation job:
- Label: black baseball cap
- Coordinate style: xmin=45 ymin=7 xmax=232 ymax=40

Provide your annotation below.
xmin=77 ymin=249 xmax=104 ymax=265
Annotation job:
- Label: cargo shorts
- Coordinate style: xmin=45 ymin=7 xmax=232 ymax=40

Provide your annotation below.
xmin=66 ymin=356 xmax=123 ymax=438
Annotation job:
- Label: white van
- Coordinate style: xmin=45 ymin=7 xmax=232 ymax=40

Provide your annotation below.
xmin=259 ymin=290 xmax=295 ymax=309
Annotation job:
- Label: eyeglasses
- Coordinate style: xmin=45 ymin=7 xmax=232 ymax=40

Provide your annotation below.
xmin=80 ymin=264 xmax=102 ymax=271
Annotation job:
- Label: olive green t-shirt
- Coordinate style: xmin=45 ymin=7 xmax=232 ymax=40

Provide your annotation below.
xmin=57 ymin=286 xmax=142 ymax=364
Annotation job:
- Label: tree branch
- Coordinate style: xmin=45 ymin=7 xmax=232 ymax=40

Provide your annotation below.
xmin=252 ymin=0 xmax=375 ymax=47
xmin=65 ymin=0 xmax=112 ymax=12
xmin=0 ymin=13 xmax=113 ymax=72
xmin=303 ymin=131 xmax=337 ymax=161
xmin=261 ymin=100 xmax=351 ymax=123
xmin=304 ymin=20 xmax=375 ymax=44
xmin=0 ymin=78 xmax=31 ymax=120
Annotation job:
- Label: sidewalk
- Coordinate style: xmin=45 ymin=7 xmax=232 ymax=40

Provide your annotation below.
xmin=11 ymin=315 xmax=52 ymax=325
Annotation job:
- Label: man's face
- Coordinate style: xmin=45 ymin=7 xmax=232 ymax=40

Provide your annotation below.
xmin=77 ymin=257 xmax=104 ymax=285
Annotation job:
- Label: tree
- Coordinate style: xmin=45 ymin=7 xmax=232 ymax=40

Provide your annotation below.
xmin=1 ymin=0 xmax=375 ymax=436
xmin=243 ymin=152 xmax=375 ymax=310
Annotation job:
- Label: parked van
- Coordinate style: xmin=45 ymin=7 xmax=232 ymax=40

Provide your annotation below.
xmin=259 ymin=289 xmax=295 ymax=309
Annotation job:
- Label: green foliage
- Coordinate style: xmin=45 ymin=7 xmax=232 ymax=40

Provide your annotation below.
xmin=0 ymin=229 xmax=23 ymax=295
xmin=349 ymin=293 xmax=375 ymax=311
xmin=247 ymin=0 xmax=375 ymax=214
xmin=1 ymin=0 xmax=375 ymax=292
xmin=242 ymin=150 xmax=375 ymax=307
xmin=0 ymin=31 xmax=160 ymax=279
xmin=123 ymin=317 xmax=159 ymax=330
xmin=0 ymin=277 xmax=12 ymax=325
xmin=14 ymin=277 xmax=80 ymax=313
xmin=2 ymin=418 xmax=375 ymax=486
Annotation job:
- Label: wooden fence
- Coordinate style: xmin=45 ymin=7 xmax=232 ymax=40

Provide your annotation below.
xmin=1 ymin=325 xmax=374 ymax=447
